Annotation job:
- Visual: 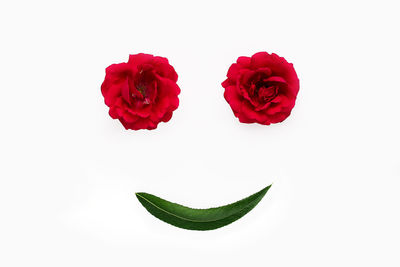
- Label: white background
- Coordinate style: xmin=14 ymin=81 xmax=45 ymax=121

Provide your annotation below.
xmin=1 ymin=0 xmax=399 ymax=266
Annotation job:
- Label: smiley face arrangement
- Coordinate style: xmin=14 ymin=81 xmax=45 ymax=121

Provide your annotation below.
xmin=101 ymin=52 xmax=299 ymax=230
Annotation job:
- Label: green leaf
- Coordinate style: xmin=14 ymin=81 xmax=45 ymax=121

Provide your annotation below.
xmin=135 ymin=184 xmax=272 ymax=231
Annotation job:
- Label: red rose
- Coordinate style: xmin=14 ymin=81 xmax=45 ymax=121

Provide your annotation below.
xmin=101 ymin=53 xmax=180 ymax=130
xmin=222 ymin=52 xmax=299 ymax=125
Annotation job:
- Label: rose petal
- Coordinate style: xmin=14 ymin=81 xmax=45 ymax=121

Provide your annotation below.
xmin=126 ymin=102 xmax=152 ymax=118
xmin=153 ymin=56 xmax=178 ymax=82
xmin=264 ymin=76 xmax=287 ymax=84
xmin=227 ymin=63 xmax=241 ymax=82
xmin=240 ymin=100 xmax=271 ymax=125
xmin=224 ymin=85 xmax=243 ymax=114
xmin=156 ymin=75 xmax=181 ymax=97
xmin=128 ymin=53 xmax=153 ymax=67
xmin=221 ymin=79 xmax=232 ymax=88
xmin=236 ymin=56 xmax=251 ymax=68
xmin=161 ymin=111 xmax=173 ymax=122
xmin=250 ymin=52 xmax=272 ymax=69
xmin=120 ymin=77 xmax=131 ymax=105
xmin=269 ymin=111 xmax=290 ymax=124
xmin=122 ymin=111 xmax=140 ymax=123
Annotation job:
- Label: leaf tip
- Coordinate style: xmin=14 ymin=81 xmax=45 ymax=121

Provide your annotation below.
xmin=264 ymin=183 xmax=273 ymax=191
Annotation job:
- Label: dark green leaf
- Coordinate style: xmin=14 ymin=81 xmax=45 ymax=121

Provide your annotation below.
xmin=135 ymin=184 xmax=272 ymax=231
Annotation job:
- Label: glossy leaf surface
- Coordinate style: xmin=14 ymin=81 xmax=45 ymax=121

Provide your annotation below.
xmin=136 ymin=185 xmax=271 ymax=231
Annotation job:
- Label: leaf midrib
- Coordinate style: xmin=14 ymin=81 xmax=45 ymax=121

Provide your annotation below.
xmin=136 ymin=192 xmax=262 ymax=224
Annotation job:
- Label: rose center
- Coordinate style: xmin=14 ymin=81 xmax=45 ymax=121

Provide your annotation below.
xmin=128 ymin=67 xmax=158 ymax=105
xmin=249 ymin=81 xmax=278 ymax=104
xmin=257 ymin=85 xmax=277 ymax=102
xmin=131 ymin=82 xmax=151 ymax=104
xmin=133 ymin=83 xmax=147 ymax=97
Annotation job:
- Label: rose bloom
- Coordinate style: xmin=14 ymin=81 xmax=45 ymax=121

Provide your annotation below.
xmin=222 ymin=52 xmax=299 ymax=125
xmin=101 ymin=53 xmax=180 ymax=130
